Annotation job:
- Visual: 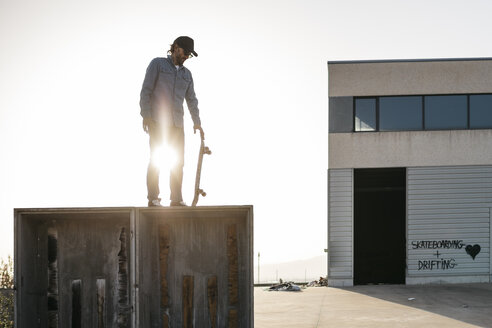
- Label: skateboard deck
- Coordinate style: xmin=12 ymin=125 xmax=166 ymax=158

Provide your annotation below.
xmin=192 ymin=135 xmax=211 ymax=206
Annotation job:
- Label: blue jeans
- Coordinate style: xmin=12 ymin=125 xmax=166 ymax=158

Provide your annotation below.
xmin=147 ymin=122 xmax=185 ymax=202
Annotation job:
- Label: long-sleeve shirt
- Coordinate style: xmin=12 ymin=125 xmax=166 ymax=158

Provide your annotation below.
xmin=140 ymin=55 xmax=201 ymax=128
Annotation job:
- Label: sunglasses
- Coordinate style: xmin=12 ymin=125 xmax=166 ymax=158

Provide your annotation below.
xmin=181 ymin=48 xmax=194 ymax=58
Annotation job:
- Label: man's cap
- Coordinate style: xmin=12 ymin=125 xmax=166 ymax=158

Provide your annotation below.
xmin=174 ymin=36 xmax=198 ymax=57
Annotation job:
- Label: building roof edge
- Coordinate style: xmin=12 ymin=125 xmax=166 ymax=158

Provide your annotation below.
xmin=327 ymin=57 xmax=492 ymax=65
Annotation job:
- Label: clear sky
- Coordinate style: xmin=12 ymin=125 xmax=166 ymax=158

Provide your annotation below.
xmin=1 ymin=0 xmax=492 ymax=268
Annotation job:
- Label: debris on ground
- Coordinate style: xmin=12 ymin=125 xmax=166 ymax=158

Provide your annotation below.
xmin=306 ymin=277 xmax=328 ymax=287
xmin=268 ymin=282 xmax=302 ymax=292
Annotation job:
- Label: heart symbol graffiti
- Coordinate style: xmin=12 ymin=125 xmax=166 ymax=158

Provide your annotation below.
xmin=465 ymin=244 xmax=481 ymax=260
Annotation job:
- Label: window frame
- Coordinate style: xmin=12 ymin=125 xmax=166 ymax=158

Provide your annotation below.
xmin=423 ymin=94 xmax=469 ymax=131
xmin=353 ymin=96 xmax=378 ymax=132
xmin=353 ymin=93 xmax=492 ymax=132
xmin=378 ymin=95 xmax=424 ymax=131
xmin=469 ymin=94 xmax=492 ymax=129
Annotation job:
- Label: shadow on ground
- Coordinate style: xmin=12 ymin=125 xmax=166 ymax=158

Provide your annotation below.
xmin=341 ymin=283 xmax=492 ymax=327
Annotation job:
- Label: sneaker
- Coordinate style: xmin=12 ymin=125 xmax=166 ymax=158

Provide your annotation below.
xmin=170 ymin=200 xmax=187 ymax=207
xmin=148 ymin=199 xmax=162 ymax=207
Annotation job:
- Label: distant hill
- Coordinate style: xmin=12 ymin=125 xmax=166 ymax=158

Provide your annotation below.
xmin=254 ymin=255 xmax=327 ymax=283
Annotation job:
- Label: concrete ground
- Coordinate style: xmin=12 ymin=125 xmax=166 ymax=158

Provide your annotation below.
xmin=254 ymin=283 xmax=492 ymax=327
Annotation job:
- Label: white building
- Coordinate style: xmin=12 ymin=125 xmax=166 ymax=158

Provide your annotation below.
xmin=328 ymin=58 xmax=492 ymax=286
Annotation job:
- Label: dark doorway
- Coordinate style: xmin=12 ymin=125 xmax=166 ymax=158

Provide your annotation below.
xmin=354 ymin=168 xmax=406 ymax=285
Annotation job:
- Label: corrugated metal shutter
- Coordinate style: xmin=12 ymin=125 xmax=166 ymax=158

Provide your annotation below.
xmin=408 ymin=166 xmax=491 ymax=278
xmin=328 ymin=169 xmax=353 ymax=279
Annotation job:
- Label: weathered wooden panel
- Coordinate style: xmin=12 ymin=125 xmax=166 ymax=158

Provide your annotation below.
xmin=228 ymin=309 xmax=238 ymax=328
xmin=96 ymin=279 xmax=106 ymax=328
xmin=71 ymin=279 xmax=82 ymax=328
xmin=47 ymin=227 xmax=58 ymax=328
xmin=158 ymin=223 xmax=171 ymax=327
xmin=227 ymin=224 xmax=239 ymax=306
xmin=182 ymin=275 xmax=194 ymax=328
xmin=117 ymin=227 xmax=130 ymax=327
xmin=207 ymin=276 xmax=218 ymax=328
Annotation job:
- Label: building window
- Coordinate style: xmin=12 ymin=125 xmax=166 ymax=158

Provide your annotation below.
xmin=470 ymin=94 xmax=492 ymax=129
xmin=355 ymin=98 xmax=376 ymax=131
xmin=379 ymin=96 xmax=423 ymax=131
xmin=353 ymin=93 xmax=492 ymax=132
xmin=424 ymin=95 xmax=467 ymax=130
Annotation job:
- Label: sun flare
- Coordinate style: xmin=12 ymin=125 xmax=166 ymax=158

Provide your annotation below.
xmin=150 ymin=144 xmax=178 ymax=171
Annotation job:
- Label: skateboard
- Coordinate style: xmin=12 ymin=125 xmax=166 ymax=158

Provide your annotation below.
xmin=192 ymin=134 xmax=211 ymax=206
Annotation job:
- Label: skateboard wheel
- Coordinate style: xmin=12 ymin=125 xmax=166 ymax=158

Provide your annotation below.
xmin=204 ymin=147 xmax=211 ymax=155
xmin=199 ymin=189 xmax=207 ymax=197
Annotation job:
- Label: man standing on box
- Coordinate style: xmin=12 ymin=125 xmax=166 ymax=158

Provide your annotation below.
xmin=140 ymin=36 xmax=204 ymax=207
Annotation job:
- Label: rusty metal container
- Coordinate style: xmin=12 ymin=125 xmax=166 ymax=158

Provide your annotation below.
xmin=14 ymin=206 xmax=253 ymax=327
